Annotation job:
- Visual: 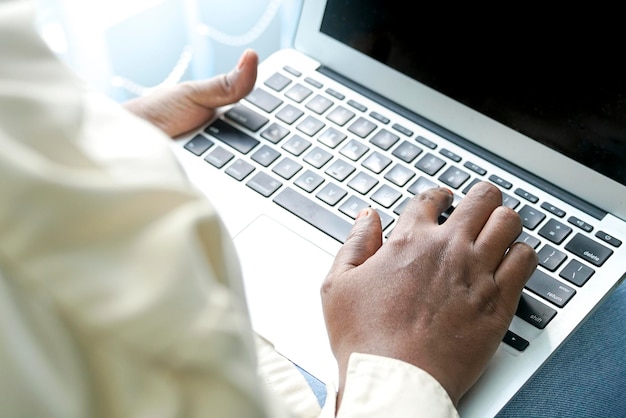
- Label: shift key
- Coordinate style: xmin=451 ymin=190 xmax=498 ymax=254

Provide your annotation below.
xmin=516 ymin=292 xmax=557 ymax=329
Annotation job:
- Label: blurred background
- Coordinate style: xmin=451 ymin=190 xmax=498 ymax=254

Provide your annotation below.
xmin=34 ymin=0 xmax=303 ymax=102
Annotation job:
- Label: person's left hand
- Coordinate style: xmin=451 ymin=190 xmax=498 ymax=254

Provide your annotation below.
xmin=123 ymin=49 xmax=258 ymax=138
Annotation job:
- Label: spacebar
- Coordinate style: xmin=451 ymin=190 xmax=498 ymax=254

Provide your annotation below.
xmin=273 ymin=187 xmax=353 ymax=243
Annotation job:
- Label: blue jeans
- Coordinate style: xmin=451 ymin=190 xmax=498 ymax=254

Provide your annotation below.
xmin=300 ymin=282 xmax=626 ymax=417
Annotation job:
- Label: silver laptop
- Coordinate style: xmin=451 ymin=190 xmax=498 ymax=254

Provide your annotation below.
xmin=172 ymin=2 xmax=626 ymax=416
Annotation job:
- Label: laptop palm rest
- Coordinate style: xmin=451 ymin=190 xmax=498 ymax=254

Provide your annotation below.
xmin=234 ymin=215 xmax=338 ymax=384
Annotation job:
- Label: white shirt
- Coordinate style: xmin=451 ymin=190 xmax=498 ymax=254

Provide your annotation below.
xmin=0 ymin=1 xmax=458 ymax=417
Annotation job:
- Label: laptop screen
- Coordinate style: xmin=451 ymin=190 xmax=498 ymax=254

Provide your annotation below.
xmin=320 ymin=1 xmax=626 ymax=187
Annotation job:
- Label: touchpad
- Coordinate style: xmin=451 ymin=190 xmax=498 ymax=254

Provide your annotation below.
xmin=233 ymin=215 xmax=337 ymax=383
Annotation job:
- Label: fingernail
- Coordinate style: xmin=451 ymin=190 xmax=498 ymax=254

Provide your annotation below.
xmin=236 ymin=49 xmax=249 ymax=71
xmin=356 ymin=208 xmax=369 ymax=220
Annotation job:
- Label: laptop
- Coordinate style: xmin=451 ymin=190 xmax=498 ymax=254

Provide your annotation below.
xmin=172 ymin=2 xmax=626 ymax=416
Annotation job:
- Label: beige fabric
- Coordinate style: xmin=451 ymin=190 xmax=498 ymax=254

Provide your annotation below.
xmin=0 ymin=1 xmax=458 ymax=417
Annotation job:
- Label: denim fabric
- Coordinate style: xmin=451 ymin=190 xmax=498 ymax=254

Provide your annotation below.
xmin=497 ymin=281 xmax=626 ymax=418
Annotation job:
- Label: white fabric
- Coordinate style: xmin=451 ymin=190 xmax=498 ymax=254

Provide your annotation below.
xmin=0 ymin=1 xmax=458 ymax=417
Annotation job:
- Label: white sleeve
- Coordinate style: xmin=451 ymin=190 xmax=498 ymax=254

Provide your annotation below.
xmin=0 ymin=1 xmax=290 ymax=417
xmin=322 ymin=354 xmax=459 ymax=418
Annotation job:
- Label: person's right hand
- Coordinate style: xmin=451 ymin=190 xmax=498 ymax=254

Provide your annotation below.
xmin=321 ymin=181 xmax=538 ymax=408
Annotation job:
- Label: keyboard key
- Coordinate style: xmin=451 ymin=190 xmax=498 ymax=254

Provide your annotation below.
xmin=340 ymin=139 xmax=369 ymax=161
xmin=348 ymin=171 xmax=378 ymax=194
xmin=568 ymin=216 xmax=594 ymax=232
xmin=326 ymin=105 xmax=355 ymax=126
xmin=205 ymin=119 xmax=260 ymax=154
xmin=283 ymin=66 xmax=301 ymax=77
xmin=595 ymin=230 xmax=622 ymax=247
xmin=184 ymin=134 xmax=213 ymax=156
xmin=294 ymin=169 xmax=324 ymax=193
xmin=378 ymin=211 xmax=395 ymax=230
xmin=224 ymin=104 xmax=269 ymax=132
xmin=502 ymin=330 xmax=529 ymax=351
xmin=501 ymin=192 xmax=521 ymax=209
xmin=226 ymin=158 xmax=255 ymax=181
xmin=246 ymin=171 xmax=282 ymax=197
xmin=245 ymin=87 xmax=283 ymax=113
xmin=325 ymin=159 xmax=355 ymax=182
xmin=515 ymin=188 xmax=539 ymax=203
xmin=282 ymin=134 xmax=311 ymax=156
xmin=260 ymin=122 xmax=289 ymax=144
xmin=392 ymin=123 xmax=413 ymax=137
xmin=304 ymin=76 xmax=323 ymax=89
xmin=325 ymin=88 xmax=344 ymax=100
xmin=251 ymin=145 xmax=281 ymax=167
xmin=318 ymin=127 xmax=347 ymax=148
xmin=439 ymin=148 xmax=461 ymax=162
xmin=297 ymin=115 xmax=325 ymax=136
xmin=393 ymin=196 xmax=411 ymax=216
xmin=204 ymin=146 xmax=234 ymax=168
xmin=560 ymin=259 xmax=595 ymax=287
xmin=276 ymin=104 xmax=304 ymax=125
xmin=415 ymin=135 xmax=437 ymax=149
xmin=538 ymin=218 xmax=572 ymax=245
xmin=407 ymin=176 xmax=438 ymax=195
xmin=347 ymin=99 xmax=367 ymax=112
xmin=273 ymin=187 xmax=353 ymax=243
xmin=525 ymin=268 xmax=576 ymax=308
xmin=564 ymin=233 xmax=614 ymax=267
xmin=370 ymin=111 xmax=390 ymax=124
xmin=516 ymin=292 xmax=557 ymax=329
xmin=370 ymin=129 xmax=400 ymax=150
xmin=384 ymin=164 xmax=415 ymax=187
xmin=285 ymin=83 xmax=313 ymax=103
xmin=304 ymin=146 xmax=333 ymax=169
xmin=518 ymin=205 xmax=546 ymax=230
xmin=392 ymin=140 xmax=423 ymax=163
xmin=348 ymin=117 xmax=377 ymax=138
xmin=264 ymin=72 xmax=292 ymax=92
xmin=362 ymin=151 xmax=392 ymax=174
xmin=371 ymin=184 xmax=402 ymax=208
xmin=463 ymin=161 xmax=487 ymax=176
xmin=515 ymin=231 xmax=542 ymax=249
xmin=438 ymin=166 xmax=470 ymax=189
xmin=415 ymin=153 xmax=446 ymax=176
xmin=489 ymin=174 xmax=512 ymax=189
xmin=339 ymin=195 xmax=370 ymax=219
xmin=306 ymin=94 xmax=333 ymax=114
xmin=537 ymin=244 xmax=567 ymax=271
xmin=316 ymin=183 xmax=347 ymax=206
xmin=541 ymin=202 xmax=566 ymax=218
xmin=272 ymin=157 xmax=302 ymax=180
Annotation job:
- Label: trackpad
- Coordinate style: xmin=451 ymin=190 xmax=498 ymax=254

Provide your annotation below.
xmin=233 ymin=215 xmax=337 ymax=383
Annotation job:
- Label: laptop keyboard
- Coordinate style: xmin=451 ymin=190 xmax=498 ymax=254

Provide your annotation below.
xmin=183 ymin=64 xmax=620 ymax=352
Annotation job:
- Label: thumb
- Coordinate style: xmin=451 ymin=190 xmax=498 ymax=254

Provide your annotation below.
xmin=188 ymin=48 xmax=259 ymax=109
xmin=330 ymin=208 xmax=383 ymax=274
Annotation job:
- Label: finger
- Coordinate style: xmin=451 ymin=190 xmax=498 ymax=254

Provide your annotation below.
xmin=327 ymin=208 xmax=383 ymax=276
xmin=445 ymin=181 xmax=503 ymax=239
xmin=494 ymin=242 xmax=538 ymax=310
xmin=187 ymin=49 xmax=259 ymax=109
xmin=393 ymin=187 xmax=453 ymax=234
xmin=474 ymin=206 xmax=523 ymax=268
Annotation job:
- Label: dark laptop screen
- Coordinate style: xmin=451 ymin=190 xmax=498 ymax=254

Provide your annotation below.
xmin=320 ymin=1 xmax=626 ymax=186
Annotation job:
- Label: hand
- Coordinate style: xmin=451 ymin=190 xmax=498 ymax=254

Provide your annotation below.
xmin=321 ymin=181 xmax=538 ymax=407
xmin=123 ymin=49 xmax=258 ymax=138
